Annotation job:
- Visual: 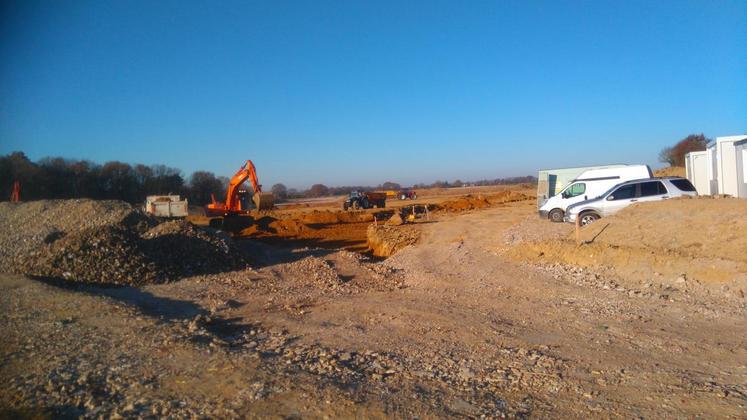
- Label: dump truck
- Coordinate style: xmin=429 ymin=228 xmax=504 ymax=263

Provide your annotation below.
xmin=342 ymin=191 xmax=386 ymax=210
xmin=144 ymin=195 xmax=188 ymax=218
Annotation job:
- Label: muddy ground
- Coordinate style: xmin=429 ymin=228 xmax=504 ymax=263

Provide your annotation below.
xmin=1 ymin=192 xmax=746 ymax=418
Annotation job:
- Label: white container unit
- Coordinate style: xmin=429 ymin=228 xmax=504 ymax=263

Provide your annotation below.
xmin=734 ymin=138 xmax=747 ymax=198
xmin=685 ymin=150 xmax=712 ymax=195
xmin=714 ymin=135 xmax=747 ymax=197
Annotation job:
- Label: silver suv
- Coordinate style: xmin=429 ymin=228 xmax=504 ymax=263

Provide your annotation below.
xmin=565 ymin=177 xmax=697 ymax=226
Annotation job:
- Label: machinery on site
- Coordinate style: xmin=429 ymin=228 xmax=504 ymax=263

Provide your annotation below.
xmin=342 ymin=190 xmax=386 ymax=210
xmin=144 ymin=195 xmax=188 ymax=218
xmin=205 ymin=160 xmax=274 ymax=217
xmin=397 ymin=190 xmax=417 ymax=200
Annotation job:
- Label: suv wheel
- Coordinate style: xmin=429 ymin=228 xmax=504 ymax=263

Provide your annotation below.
xmin=548 ymin=209 xmax=564 ymax=223
xmin=579 ymin=212 xmax=600 ymax=226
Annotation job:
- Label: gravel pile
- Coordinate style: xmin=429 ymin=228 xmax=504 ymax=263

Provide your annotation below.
xmin=0 ymin=199 xmax=154 ymax=268
xmin=27 ymin=225 xmax=156 ymax=286
xmin=1 ymin=200 xmax=248 ymax=286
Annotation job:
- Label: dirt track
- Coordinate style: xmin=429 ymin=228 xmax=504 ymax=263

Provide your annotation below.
xmin=2 ymin=196 xmax=746 ymax=418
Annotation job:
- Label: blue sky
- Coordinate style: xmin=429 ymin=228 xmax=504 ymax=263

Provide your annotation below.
xmin=1 ymin=0 xmax=745 ymax=188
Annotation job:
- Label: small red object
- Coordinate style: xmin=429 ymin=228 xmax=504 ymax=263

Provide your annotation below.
xmin=10 ymin=181 xmax=20 ymax=202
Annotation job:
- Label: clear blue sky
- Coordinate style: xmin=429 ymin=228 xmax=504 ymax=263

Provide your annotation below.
xmin=1 ymin=0 xmax=745 ymax=189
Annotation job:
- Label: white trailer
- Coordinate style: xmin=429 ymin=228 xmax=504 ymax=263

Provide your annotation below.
xmin=715 ymin=135 xmax=747 ymax=197
xmin=734 ymin=138 xmax=747 ymax=198
xmin=145 ymin=195 xmax=189 ymax=218
xmin=686 ymin=134 xmax=747 ymax=198
xmin=684 ymin=150 xmax=712 ymax=195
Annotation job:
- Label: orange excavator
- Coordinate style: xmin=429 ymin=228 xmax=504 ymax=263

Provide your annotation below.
xmin=205 ymin=160 xmax=274 ymax=217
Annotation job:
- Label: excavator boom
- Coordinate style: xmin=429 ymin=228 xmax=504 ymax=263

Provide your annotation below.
xmin=206 ymin=160 xmax=274 ymax=216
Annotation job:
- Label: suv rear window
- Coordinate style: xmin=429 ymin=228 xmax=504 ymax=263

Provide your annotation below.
xmin=670 ymin=179 xmax=696 ymax=192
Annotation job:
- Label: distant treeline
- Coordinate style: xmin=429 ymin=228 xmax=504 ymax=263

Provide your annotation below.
xmin=0 ymin=151 xmax=536 ymax=204
xmin=0 ymin=152 xmax=227 ymax=205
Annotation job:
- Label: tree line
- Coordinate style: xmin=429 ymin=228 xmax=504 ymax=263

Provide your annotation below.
xmin=0 ymin=152 xmax=227 ymax=205
xmin=1 ymin=151 xmax=537 ymax=204
xmin=658 ymin=134 xmax=710 ymax=167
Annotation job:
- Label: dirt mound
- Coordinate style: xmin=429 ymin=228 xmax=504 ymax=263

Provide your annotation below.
xmin=488 ymin=190 xmax=532 ymax=203
xmin=1 ymin=200 xmax=248 ymax=286
xmin=239 ymin=216 xmax=309 ymax=236
xmin=654 ymin=166 xmax=686 ymax=177
xmin=508 ymin=197 xmax=747 ymax=286
xmin=367 ymin=224 xmax=420 ymax=257
xmin=578 ymin=197 xmax=747 ymax=264
xmin=437 ymin=195 xmax=492 ymax=212
xmin=25 ymin=225 xmax=156 ymax=285
xmin=0 ymin=199 xmax=154 ymax=268
xmin=436 ymin=192 xmax=531 ymax=212
xmin=300 ymin=210 xmax=375 ymax=225
xmin=140 ymin=220 xmax=248 ymax=278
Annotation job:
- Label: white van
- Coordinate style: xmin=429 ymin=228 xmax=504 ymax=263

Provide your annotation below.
xmin=538 ymin=165 xmax=652 ymax=222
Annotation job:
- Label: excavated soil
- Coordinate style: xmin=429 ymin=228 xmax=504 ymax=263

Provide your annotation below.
xmin=506 ymin=197 xmax=747 ymax=291
xmin=235 ymin=211 xmax=388 ymax=252
xmin=435 ymin=191 xmax=531 ymax=212
xmin=366 ymin=224 xmax=421 ymax=257
xmin=653 ymin=166 xmax=686 ymax=177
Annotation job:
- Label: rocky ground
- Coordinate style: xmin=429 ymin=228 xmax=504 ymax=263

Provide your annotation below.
xmin=1 ymin=198 xmax=746 ymax=418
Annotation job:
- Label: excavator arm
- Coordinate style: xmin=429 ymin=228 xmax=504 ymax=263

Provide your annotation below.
xmin=225 ymin=160 xmax=262 ymax=211
xmin=206 ymin=160 xmax=274 ymax=216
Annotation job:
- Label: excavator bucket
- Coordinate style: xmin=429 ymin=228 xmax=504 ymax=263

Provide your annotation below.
xmin=253 ymin=192 xmax=274 ymax=210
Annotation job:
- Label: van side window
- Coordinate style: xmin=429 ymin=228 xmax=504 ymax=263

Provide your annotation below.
xmin=566 ymin=183 xmax=586 ymax=197
xmin=640 ymin=181 xmax=666 ymax=197
xmin=610 ymin=184 xmax=636 ymax=200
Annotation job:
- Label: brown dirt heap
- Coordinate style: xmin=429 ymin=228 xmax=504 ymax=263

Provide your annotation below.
xmin=367 ymin=224 xmax=420 ymax=257
xmin=653 ymin=166 xmax=686 ymax=177
xmin=436 ymin=191 xmax=530 ymax=212
xmin=509 ymin=197 xmax=747 ymax=285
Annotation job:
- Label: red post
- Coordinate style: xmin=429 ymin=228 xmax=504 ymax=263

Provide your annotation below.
xmin=10 ymin=181 xmax=20 ymax=202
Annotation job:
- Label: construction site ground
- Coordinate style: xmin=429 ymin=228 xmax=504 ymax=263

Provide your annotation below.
xmin=2 ymin=187 xmax=746 ymax=418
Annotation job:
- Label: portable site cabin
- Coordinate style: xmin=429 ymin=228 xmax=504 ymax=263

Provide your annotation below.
xmin=684 ymin=150 xmax=712 ymax=195
xmin=734 ymin=138 xmax=747 ymax=198
xmin=686 ymin=134 xmax=747 ymax=198
xmin=536 ymin=164 xmax=627 ymax=207
xmin=715 ymin=135 xmax=747 ymax=198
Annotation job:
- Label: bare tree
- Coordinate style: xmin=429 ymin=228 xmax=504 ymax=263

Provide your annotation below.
xmin=271 ymin=183 xmax=288 ymax=200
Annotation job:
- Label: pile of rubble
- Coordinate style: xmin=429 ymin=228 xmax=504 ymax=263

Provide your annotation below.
xmin=1 ymin=200 xmax=249 ymax=286
xmin=0 ymin=199 xmax=153 ymax=267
